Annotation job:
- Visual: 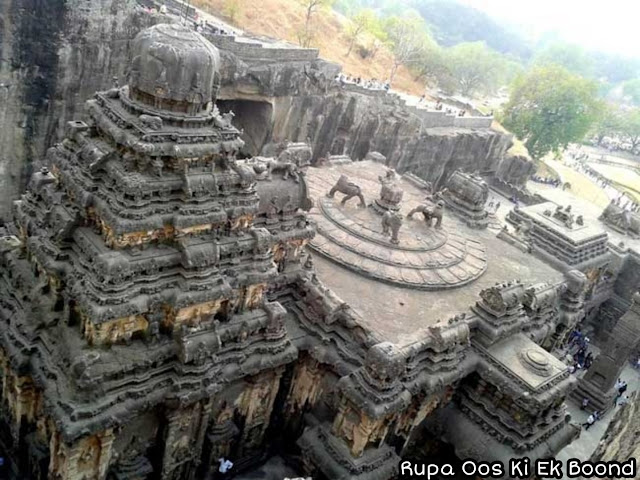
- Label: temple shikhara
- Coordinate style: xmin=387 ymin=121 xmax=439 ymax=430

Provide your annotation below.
xmin=1 ymin=20 xmax=640 ymax=480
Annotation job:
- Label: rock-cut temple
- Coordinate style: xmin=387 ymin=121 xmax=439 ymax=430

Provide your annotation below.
xmin=1 ymin=23 xmax=640 ymax=480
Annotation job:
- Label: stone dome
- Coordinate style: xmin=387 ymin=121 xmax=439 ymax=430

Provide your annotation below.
xmin=128 ymin=23 xmax=221 ymax=114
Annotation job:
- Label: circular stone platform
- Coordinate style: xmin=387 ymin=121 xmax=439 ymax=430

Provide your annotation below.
xmin=519 ymin=348 xmax=553 ymax=377
xmin=305 ymin=163 xmax=488 ymax=290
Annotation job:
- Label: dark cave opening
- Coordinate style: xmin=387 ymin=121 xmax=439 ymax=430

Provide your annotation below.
xmin=217 ymin=99 xmax=274 ymax=157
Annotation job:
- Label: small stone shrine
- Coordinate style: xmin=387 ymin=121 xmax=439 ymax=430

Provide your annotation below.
xmin=507 ymin=201 xmax=610 ymax=272
xmin=442 ymin=170 xmax=490 ymax=229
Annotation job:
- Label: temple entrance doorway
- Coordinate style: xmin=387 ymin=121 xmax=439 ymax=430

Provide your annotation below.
xmin=217 ymin=100 xmax=274 ymax=157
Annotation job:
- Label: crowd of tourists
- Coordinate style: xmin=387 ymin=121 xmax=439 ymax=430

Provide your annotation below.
xmin=334 ymin=74 xmax=390 ymax=92
xmin=530 ymin=175 xmax=562 ymax=187
xmin=416 ymin=97 xmax=471 ymax=117
xmin=140 ymin=3 xmax=234 ymax=36
xmin=566 ymin=328 xmax=594 ymax=373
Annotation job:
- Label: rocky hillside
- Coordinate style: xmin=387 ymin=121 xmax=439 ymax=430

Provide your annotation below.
xmin=191 ymin=0 xmax=428 ymax=96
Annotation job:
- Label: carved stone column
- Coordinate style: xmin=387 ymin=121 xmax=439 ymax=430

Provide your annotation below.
xmin=573 ymin=292 xmax=640 ymax=411
xmin=235 ymin=368 xmax=284 ymax=461
xmin=49 ymin=429 xmax=115 ymax=480
xmin=160 ymin=402 xmax=208 ymax=480
xmin=299 ymin=342 xmax=411 ymax=480
xmin=546 ymin=270 xmax=587 ymax=351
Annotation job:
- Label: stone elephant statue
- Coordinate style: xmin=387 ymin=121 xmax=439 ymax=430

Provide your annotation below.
xmin=327 ymin=175 xmax=366 ymax=208
xmin=407 ymin=200 xmax=444 ymax=228
xmin=382 ymin=211 xmax=403 ymax=244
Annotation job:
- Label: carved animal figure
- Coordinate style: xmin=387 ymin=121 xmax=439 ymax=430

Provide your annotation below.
xmin=250 ymin=158 xmax=299 ymax=182
xmin=213 ymin=110 xmax=235 ymax=129
xmin=382 ymin=211 xmax=402 ymax=244
xmin=600 ymin=201 xmax=640 ymax=236
xmin=139 ymin=114 xmax=163 ymax=130
xmin=407 ymin=200 xmax=444 ymax=228
xmin=326 ymin=175 xmax=366 ymax=208
xmin=267 ymin=160 xmax=298 ymax=182
xmin=277 ymin=142 xmax=313 ymax=168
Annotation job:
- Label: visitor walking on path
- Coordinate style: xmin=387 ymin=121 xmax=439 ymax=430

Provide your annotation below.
xmin=582 ymin=413 xmax=595 ymax=430
xmin=218 ymin=457 xmax=234 ymax=479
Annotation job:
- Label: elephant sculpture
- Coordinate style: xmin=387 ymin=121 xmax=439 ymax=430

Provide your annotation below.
xmin=382 ymin=211 xmax=403 ymax=244
xmin=600 ymin=200 xmax=640 ymax=236
xmin=265 ymin=160 xmax=298 ymax=182
xmin=250 ymin=157 xmax=298 ymax=182
xmin=327 ymin=175 xmax=366 ymax=208
xmin=407 ymin=200 xmax=445 ymax=228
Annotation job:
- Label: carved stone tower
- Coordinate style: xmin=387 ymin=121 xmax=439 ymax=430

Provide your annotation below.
xmin=0 ymin=23 xmax=312 ymax=479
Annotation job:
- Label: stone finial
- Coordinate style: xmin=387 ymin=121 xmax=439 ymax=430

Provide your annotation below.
xmin=129 ymin=23 xmax=221 ymax=111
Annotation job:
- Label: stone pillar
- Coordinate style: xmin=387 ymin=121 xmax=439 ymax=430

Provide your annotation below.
xmin=546 ymin=270 xmax=587 ymax=351
xmin=298 ymin=343 xmax=411 ymax=480
xmin=201 ymin=403 xmax=239 ymax=478
xmin=48 ymin=429 xmax=115 ymax=480
xmin=160 ymin=402 xmax=209 ymax=480
xmin=234 ymin=368 xmax=284 ymax=462
xmin=573 ymin=292 xmax=640 ymax=411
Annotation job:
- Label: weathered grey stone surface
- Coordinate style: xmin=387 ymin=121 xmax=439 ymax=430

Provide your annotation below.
xmin=0 ymin=0 xmax=157 ymax=219
xmin=5 ymin=5 xmax=640 ymax=480
xmin=0 ymin=0 xmax=524 ymax=221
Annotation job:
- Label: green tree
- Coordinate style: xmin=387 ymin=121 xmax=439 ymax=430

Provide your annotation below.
xmin=622 ymin=79 xmax=640 ymax=106
xmin=383 ymin=14 xmax=433 ymax=83
xmin=591 ymin=104 xmax=623 ymax=145
xmin=297 ymin=0 xmax=336 ymax=48
xmin=533 ymin=42 xmax=595 ymax=78
xmin=620 ymin=109 xmax=640 ymax=151
xmin=223 ymin=0 xmax=243 ymax=23
xmin=446 ymin=42 xmax=517 ymax=96
xmin=501 ymin=65 xmax=603 ymax=159
xmin=363 ymin=16 xmax=388 ymax=61
xmin=412 ymin=43 xmax=448 ymax=87
xmin=345 ymin=9 xmax=377 ymax=56
xmin=415 ymin=42 xmax=519 ymax=97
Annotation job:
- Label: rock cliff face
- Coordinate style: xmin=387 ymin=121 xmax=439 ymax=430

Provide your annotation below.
xmin=215 ymin=47 xmax=513 ymax=187
xmin=590 ymin=393 xmax=640 ymax=464
xmin=0 ymin=0 xmax=155 ymax=219
xmin=0 ymin=1 xmax=523 ymax=218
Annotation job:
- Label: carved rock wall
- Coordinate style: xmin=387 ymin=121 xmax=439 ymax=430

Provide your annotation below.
xmin=0 ymin=0 xmax=155 ymax=219
xmin=253 ymin=92 xmax=512 ymax=186
xmin=0 ymin=5 xmax=526 ymax=218
xmin=590 ymin=393 xmax=640 ymax=464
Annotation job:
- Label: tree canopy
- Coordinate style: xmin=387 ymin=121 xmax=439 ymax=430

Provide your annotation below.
xmin=591 ymin=103 xmax=624 ymax=144
xmin=532 ymin=43 xmax=595 ymax=79
xmin=345 ymin=9 xmax=378 ymax=56
xmin=622 ymin=79 xmax=640 ymax=106
xmin=501 ymin=65 xmax=603 ymax=159
xmin=619 ymin=109 xmax=640 ymax=150
xmin=383 ymin=13 xmax=434 ymax=82
xmin=296 ymin=0 xmax=336 ymax=47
